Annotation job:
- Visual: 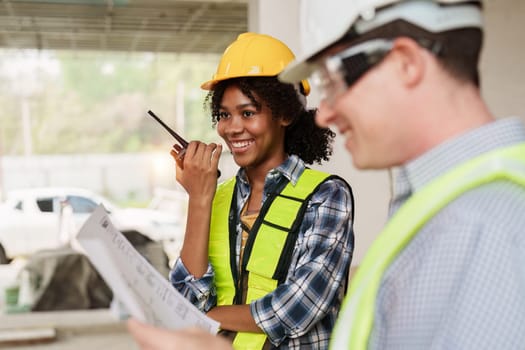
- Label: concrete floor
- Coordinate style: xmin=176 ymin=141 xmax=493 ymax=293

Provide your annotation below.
xmin=0 ymin=309 xmax=138 ymax=349
xmin=1 ymin=261 xmax=137 ymax=349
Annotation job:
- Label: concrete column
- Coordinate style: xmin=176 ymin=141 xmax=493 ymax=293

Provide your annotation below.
xmin=247 ymin=0 xmax=301 ymax=54
xmin=481 ymin=0 xmax=525 ymax=120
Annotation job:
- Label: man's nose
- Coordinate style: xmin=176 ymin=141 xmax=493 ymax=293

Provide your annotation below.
xmin=316 ymin=100 xmax=336 ymax=128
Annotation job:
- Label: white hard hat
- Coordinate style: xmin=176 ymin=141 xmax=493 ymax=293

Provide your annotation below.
xmin=280 ymin=0 xmax=483 ymax=83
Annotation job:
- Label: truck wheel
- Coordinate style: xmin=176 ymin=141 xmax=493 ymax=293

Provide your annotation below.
xmin=0 ymin=244 xmax=8 ymax=264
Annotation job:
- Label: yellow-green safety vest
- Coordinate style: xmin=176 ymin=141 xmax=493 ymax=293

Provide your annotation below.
xmin=330 ymin=143 xmax=525 ymax=350
xmin=209 ymin=168 xmax=339 ymax=350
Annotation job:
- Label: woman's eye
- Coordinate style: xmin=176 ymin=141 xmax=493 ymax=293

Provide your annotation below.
xmin=242 ymin=111 xmax=255 ymax=118
xmin=217 ymin=112 xmax=229 ymax=120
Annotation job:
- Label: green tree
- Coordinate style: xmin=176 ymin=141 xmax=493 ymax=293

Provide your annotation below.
xmin=0 ymin=49 xmax=220 ymax=155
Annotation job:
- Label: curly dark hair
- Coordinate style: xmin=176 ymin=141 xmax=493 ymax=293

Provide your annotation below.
xmin=204 ymin=76 xmax=335 ymax=165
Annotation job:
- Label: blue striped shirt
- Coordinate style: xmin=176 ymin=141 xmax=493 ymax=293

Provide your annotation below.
xmin=170 ymin=155 xmax=354 ymax=349
xmin=370 ymin=117 xmax=525 ymax=349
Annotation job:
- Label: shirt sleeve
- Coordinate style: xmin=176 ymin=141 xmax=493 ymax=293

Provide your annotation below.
xmin=250 ymin=178 xmax=354 ymax=346
xmin=169 ymin=257 xmax=217 ymax=312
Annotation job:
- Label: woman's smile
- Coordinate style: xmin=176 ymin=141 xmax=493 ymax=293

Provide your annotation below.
xmin=229 ymin=139 xmax=255 ymax=153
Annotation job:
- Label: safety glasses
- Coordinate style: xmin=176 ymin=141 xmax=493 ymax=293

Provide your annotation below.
xmin=311 ymin=39 xmax=394 ymax=106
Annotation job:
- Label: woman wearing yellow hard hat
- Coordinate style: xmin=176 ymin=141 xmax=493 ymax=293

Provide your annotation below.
xmin=143 ymin=32 xmax=354 ymax=350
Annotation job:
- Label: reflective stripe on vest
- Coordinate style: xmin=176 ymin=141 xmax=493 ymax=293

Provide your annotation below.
xmin=209 ymin=169 xmax=332 ymax=350
xmin=210 ymin=177 xmax=237 ymax=306
xmin=330 ymin=143 xmax=525 ymax=350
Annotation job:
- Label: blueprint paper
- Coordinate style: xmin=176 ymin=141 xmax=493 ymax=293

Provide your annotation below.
xmin=76 ymin=205 xmax=219 ymax=334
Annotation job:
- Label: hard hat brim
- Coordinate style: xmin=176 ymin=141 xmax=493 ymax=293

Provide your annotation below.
xmin=279 ymin=0 xmax=378 ymax=83
xmin=200 ymin=80 xmax=215 ymax=90
xmin=279 ymin=56 xmax=317 ymax=84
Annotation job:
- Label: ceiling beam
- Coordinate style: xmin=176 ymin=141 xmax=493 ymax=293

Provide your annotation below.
xmin=0 ymin=0 xmax=247 ymax=54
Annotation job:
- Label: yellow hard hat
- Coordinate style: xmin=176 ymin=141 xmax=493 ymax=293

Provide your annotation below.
xmin=201 ymin=32 xmax=310 ymax=95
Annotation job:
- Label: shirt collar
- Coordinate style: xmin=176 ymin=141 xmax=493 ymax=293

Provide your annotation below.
xmin=235 ymin=154 xmax=306 ymax=188
xmin=396 ymin=117 xmax=525 ymax=194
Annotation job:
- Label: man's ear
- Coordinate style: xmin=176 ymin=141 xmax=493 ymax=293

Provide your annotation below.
xmin=391 ymin=37 xmax=426 ymax=88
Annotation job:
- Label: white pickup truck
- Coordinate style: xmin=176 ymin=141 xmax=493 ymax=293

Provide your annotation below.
xmin=0 ymin=187 xmax=184 ymax=264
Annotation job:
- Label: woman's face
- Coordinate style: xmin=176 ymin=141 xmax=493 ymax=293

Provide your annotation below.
xmin=216 ymin=85 xmax=289 ymax=171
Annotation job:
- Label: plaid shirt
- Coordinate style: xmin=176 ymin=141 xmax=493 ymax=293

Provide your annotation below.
xmin=171 ymin=155 xmax=354 ymax=349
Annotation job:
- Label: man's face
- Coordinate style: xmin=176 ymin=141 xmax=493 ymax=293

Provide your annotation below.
xmin=311 ymin=39 xmax=413 ymax=170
